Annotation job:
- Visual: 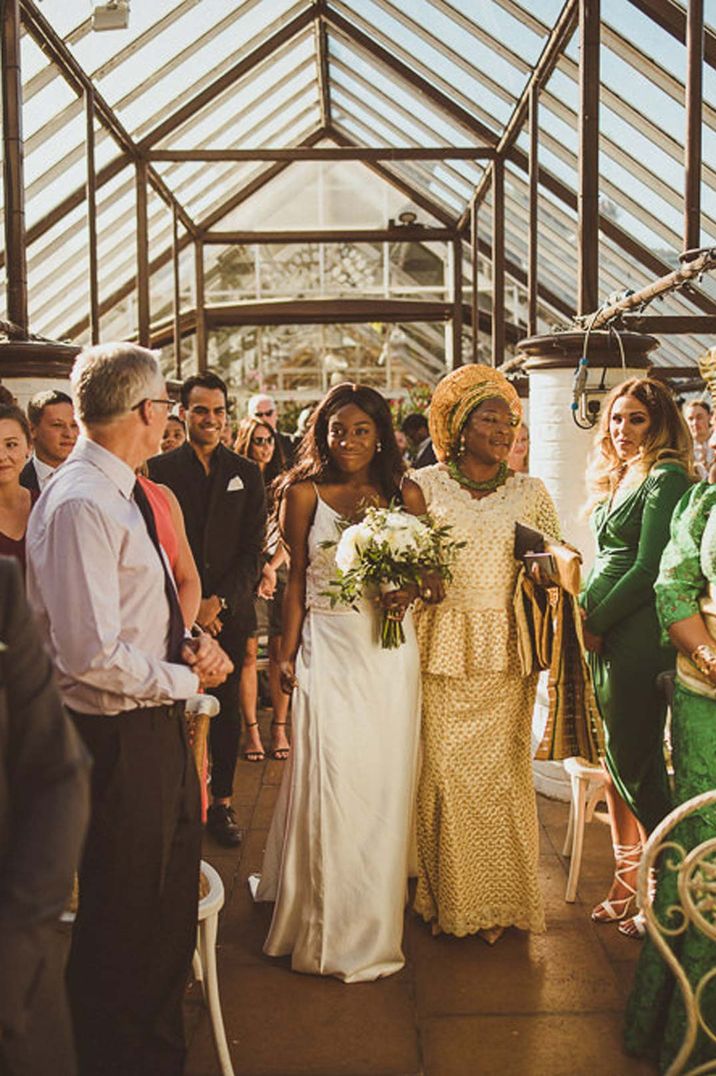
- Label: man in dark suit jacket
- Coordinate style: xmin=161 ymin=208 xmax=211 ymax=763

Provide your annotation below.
xmin=402 ymin=412 xmax=436 ymax=468
xmin=20 ymin=389 xmax=78 ymax=494
xmin=149 ymin=373 xmax=266 ymax=847
xmin=0 ymin=557 xmax=89 ymax=1076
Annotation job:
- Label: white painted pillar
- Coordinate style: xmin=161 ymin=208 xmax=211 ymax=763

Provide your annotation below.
xmin=519 ymin=331 xmax=657 ymax=799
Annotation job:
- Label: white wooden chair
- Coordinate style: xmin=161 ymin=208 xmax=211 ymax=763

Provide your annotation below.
xmin=561 ymin=756 xmax=607 ymax=902
xmin=194 ymin=860 xmax=234 ymax=1076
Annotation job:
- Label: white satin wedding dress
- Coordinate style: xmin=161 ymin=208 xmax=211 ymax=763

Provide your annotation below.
xmin=255 ymin=491 xmax=421 ymax=982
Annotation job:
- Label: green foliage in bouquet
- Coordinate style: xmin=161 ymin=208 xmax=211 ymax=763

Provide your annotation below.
xmin=320 ymin=503 xmax=464 ymax=648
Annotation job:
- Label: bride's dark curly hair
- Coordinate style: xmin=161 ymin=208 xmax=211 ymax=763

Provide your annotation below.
xmin=273 ymin=382 xmax=405 ymax=502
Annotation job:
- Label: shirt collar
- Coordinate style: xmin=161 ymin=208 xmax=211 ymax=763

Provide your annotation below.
xmin=187 ymin=439 xmax=221 ymax=474
xmin=71 ymin=436 xmax=137 ymax=499
xmin=31 ymin=453 xmax=56 ymax=482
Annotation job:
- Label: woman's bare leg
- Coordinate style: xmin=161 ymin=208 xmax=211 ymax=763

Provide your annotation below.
xmin=239 ymin=636 xmax=264 ymax=759
xmin=268 ymin=635 xmax=290 ymax=758
xmin=592 ymin=765 xmax=643 ymax=921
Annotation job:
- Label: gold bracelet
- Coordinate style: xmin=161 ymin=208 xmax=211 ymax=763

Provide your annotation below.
xmin=690 ymin=643 xmax=716 ymax=677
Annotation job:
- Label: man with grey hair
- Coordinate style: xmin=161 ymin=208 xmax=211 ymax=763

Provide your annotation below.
xmin=247 ymin=391 xmax=294 ymax=467
xmin=26 ymin=342 xmax=232 ymax=1076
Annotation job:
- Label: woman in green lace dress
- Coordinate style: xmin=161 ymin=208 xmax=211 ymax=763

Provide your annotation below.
xmin=581 ymin=379 xmax=694 ymax=937
xmin=625 ymin=481 xmax=716 ymax=1071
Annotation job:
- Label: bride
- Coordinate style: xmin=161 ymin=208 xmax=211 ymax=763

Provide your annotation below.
xmin=254 ymin=382 xmax=437 ymax=982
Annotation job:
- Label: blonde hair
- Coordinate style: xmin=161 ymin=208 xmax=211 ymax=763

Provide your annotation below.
xmin=585 ymin=377 xmax=696 ymax=511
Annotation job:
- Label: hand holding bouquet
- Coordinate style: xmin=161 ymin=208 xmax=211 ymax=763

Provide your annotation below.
xmin=322 ymin=504 xmax=463 ymax=648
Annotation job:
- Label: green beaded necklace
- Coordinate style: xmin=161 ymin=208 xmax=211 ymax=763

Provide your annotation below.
xmin=447 ymin=458 xmax=509 ymax=493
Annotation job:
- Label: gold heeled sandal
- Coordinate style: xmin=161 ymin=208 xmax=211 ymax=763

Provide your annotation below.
xmin=591 ymin=841 xmax=642 ymax=923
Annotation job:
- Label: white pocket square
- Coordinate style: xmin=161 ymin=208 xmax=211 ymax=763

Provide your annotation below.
xmin=226 ymin=475 xmax=244 ymax=492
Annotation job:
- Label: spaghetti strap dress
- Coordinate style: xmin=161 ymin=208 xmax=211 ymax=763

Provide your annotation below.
xmin=255 ymin=492 xmax=421 ymax=982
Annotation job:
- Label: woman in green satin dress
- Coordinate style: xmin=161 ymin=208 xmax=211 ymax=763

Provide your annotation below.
xmin=625 ymin=481 xmax=716 ymax=1071
xmin=581 ymin=378 xmax=694 ymax=937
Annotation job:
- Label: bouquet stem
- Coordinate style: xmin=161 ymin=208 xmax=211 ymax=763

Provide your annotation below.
xmin=381 ymin=612 xmax=406 ymax=650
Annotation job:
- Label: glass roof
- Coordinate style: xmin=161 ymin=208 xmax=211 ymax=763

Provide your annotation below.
xmin=3 ymin=0 xmax=716 ymax=381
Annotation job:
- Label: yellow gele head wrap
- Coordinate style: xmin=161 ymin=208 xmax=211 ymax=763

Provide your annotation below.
xmin=428 ymin=364 xmax=522 ymax=463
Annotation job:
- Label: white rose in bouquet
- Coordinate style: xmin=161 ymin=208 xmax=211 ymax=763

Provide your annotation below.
xmin=335 ymin=521 xmax=373 ymax=572
xmin=381 ymin=511 xmax=428 ymax=557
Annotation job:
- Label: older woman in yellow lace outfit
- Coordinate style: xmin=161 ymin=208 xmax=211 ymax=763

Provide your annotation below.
xmin=411 ymin=365 xmax=560 ymax=943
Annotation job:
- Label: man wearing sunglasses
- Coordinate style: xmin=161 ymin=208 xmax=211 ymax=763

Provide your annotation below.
xmin=247 ymin=393 xmax=294 ymax=470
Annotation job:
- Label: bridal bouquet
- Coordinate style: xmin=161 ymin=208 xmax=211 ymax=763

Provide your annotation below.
xmin=322 ymin=504 xmax=462 ymax=649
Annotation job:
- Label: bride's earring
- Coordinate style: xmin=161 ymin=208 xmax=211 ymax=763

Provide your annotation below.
xmin=376 ymin=441 xmax=382 ymax=453
xmin=459 ymin=433 xmax=466 ymax=456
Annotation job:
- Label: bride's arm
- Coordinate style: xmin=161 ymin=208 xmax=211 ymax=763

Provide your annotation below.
xmin=401 ymin=476 xmax=445 ymax=605
xmin=277 ymin=482 xmax=316 ymax=693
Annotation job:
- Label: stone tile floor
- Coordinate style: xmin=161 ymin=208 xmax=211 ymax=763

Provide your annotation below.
xmin=186 ymin=713 xmax=656 ymax=1076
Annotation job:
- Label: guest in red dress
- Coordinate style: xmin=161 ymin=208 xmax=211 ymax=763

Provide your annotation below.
xmin=137 ymin=473 xmax=210 ymax=818
xmin=136 ymin=473 xmax=200 ymax=629
xmin=0 ymin=405 xmax=38 ymax=574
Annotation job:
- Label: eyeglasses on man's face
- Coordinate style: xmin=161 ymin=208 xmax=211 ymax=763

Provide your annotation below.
xmin=255 ymin=408 xmax=275 ymax=418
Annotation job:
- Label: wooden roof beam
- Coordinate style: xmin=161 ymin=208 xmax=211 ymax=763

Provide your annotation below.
xmin=315 ymin=2 xmax=332 ymax=130
xmin=458 ymin=0 xmax=578 ymax=230
xmin=328 ymin=124 xmax=457 ymax=228
xmin=19 ymin=0 xmax=196 ymax=235
xmin=137 ymin=6 xmax=316 ymax=151
xmin=323 ymin=6 xmax=498 ymax=146
xmin=628 ymin=0 xmax=716 ymax=68
xmin=195 ymin=127 xmax=328 ymax=234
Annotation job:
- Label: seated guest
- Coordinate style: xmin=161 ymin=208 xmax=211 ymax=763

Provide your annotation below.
xmin=401 ymin=411 xmax=436 ymax=468
xmin=160 ymin=414 xmax=186 ymax=454
xmin=26 ymin=342 xmax=233 ymax=1076
xmin=0 ymin=556 xmax=90 ymax=1076
xmin=0 ymin=405 xmax=38 ymax=574
xmin=20 ymin=389 xmax=78 ymax=493
xmin=233 ymin=417 xmax=291 ymax=762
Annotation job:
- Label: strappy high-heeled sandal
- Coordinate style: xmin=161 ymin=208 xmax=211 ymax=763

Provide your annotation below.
xmin=618 ymin=865 xmax=655 ymax=938
xmin=269 ymin=720 xmax=290 ymax=761
xmin=618 ymin=911 xmax=646 ymax=939
xmin=591 ymin=841 xmax=642 ymax=923
xmin=242 ymin=720 xmax=265 ymax=763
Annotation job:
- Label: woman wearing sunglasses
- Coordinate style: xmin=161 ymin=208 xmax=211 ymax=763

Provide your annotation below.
xmin=234 ymin=417 xmax=290 ymax=761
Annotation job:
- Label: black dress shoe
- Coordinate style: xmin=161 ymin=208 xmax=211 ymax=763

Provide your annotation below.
xmin=206 ymin=804 xmax=242 ymax=847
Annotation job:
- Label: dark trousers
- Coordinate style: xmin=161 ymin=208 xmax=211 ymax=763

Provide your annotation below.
xmin=67 ymin=705 xmax=201 ymax=1076
xmin=209 ymin=627 xmax=248 ymax=800
xmin=0 ymin=926 xmax=75 ymax=1076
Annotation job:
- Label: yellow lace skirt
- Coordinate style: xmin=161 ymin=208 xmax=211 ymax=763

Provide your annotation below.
xmin=414 ymin=669 xmax=546 ymax=936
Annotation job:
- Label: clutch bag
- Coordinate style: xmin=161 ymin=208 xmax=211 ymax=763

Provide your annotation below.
xmin=514 ymin=522 xmax=583 ymax=597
